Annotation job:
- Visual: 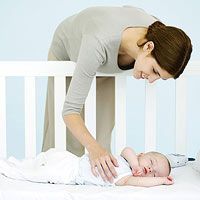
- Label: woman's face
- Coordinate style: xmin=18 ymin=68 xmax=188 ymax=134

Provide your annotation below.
xmin=133 ymin=42 xmax=173 ymax=83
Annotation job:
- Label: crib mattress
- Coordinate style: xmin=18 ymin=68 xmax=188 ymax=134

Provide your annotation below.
xmin=0 ymin=164 xmax=200 ymax=200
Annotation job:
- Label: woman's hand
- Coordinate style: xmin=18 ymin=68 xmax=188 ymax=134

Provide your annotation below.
xmin=88 ymin=143 xmax=119 ymax=183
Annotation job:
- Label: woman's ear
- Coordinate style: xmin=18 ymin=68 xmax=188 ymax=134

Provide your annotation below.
xmin=143 ymin=41 xmax=154 ymax=53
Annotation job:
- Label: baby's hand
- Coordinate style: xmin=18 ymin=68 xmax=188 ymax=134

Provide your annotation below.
xmin=163 ymin=176 xmax=174 ymax=185
xmin=131 ymin=165 xmax=143 ymax=176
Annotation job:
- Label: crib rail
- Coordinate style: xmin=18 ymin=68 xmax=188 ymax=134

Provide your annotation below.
xmin=0 ymin=61 xmax=200 ymax=158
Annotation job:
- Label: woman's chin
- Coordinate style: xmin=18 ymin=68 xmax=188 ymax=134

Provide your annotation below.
xmin=133 ymin=74 xmax=142 ymax=79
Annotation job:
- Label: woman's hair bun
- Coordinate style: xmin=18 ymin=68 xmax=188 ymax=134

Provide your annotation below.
xmin=148 ymin=21 xmax=165 ymax=34
xmin=145 ymin=20 xmax=192 ymax=79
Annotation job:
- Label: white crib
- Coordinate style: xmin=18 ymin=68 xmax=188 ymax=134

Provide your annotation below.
xmin=0 ymin=61 xmax=200 ymax=158
xmin=0 ymin=61 xmax=200 ymax=200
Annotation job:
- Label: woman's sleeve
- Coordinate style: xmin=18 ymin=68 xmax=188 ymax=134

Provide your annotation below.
xmin=62 ymin=35 xmax=106 ymax=117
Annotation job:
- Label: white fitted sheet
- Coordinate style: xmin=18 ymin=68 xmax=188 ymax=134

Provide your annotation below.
xmin=0 ymin=163 xmax=200 ymax=200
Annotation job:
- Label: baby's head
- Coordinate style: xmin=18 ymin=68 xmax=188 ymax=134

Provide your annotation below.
xmin=137 ymin=151 xmax=171 ymax=177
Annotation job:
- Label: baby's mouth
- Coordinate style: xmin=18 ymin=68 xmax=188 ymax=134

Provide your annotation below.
xmin=143 ymin=167 xmax=147 ymax=175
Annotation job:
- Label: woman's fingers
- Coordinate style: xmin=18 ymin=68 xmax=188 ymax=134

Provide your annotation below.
xmin=96 ymin=160 xmax=107 ymax=182
xmin=110 ymin=154 xmax=119 ymax=167
xmin=90 ymin=160 xmax=99 ymax=177
xmin=100 ymin=158 xmax=113 ymax=182
xmin=92 ymin=156 xmax=117 ymax=183
xmin=88 ymin=145 xmax=118 ymax=183
xmin=106 ymin=156 xmax=118 ymax=178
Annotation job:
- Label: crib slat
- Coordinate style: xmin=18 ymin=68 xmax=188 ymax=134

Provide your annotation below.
xmin=175 ymin=77 xmax=187 ymax=154
xmin=0 ymin=77 xmax=7 ymax=158
xmin=115 ymin=76 xmax=126 ymax=154
xmin=25 ymin=77 xmax=36 ymax=158
xmin=54 ymin=77 xmax=66 ymax=150
xmin=145 ymin=81 xmax=157 ymax=152
xmin=85 ymin=78 xmax=96 ymax=140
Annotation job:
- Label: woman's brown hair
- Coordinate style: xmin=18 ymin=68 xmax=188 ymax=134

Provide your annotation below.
xmin=141 ymin=21 xmax=192 ymax=79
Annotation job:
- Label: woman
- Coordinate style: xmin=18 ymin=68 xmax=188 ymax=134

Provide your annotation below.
xmin=42 ymin=5 xmax=192 ymax=183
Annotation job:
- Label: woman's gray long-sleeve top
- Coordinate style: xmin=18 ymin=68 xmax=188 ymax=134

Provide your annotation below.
xmin=48 ymin=6 xmax=156 ymax=117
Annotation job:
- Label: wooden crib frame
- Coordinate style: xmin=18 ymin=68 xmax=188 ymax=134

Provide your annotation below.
xmin=0 ymin=61 xmax=200 ymax=159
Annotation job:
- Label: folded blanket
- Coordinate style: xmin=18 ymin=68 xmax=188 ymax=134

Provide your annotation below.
xmin=0 ymin=148 xmax=79 ymax=184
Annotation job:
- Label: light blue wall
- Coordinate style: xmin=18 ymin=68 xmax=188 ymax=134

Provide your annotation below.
xmin=0 ymin=0 xmax=200 ymax=158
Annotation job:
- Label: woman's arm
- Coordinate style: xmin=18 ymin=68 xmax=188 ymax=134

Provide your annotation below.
xmin=63 ymin=113 xmax=118 ymax=183
xmin=115 ymin=175 xmax=174 ymax=187
xmin=63 ymin=114 xmax=97 ymax=151
xmin=62 ymin=35 xmax=119 ymax=183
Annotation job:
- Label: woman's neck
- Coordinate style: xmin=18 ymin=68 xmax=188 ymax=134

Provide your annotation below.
xmin=119 ymin=27 xmax=147 ymax=59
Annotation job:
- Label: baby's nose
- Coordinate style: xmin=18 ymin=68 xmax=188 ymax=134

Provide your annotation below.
xmin=148 ymin=167 xmax=152 ymax=173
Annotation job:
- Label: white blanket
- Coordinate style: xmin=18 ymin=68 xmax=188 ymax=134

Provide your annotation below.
xmin=0 ymin=148 xmax=79 ymax=184
xmin=1 ymin=164 xmax=200 ymax=200
xmin=191 ymin=151 xmax=200 ymax=173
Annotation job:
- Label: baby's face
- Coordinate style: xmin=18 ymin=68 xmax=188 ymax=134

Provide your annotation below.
xmin=137 ymin=152 xmax=170 ymax=177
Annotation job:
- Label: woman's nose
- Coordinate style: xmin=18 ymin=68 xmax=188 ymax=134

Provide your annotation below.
xmin=141 ymin=73 xmax=148 ymax=79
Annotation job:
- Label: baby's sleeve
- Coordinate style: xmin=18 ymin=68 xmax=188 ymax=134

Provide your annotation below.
xmin=62 ymin=35 xmax=106 ymax=116
xmin=113 ymin=156 xmax=132 ymax=184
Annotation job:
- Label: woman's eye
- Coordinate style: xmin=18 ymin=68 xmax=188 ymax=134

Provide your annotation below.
xmin=153 ymin=69 xmax=161 ymax=77
xmin=153 ymin=69 xmax=157 ymax=74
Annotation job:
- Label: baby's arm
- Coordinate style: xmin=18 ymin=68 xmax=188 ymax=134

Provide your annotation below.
xmin=120 ymin=147 xmax=142 ymax=176
xmin=115 ymin=175 xmax=174 ymax=187
xmin=120 ymin=147 xmax=138 ymax=168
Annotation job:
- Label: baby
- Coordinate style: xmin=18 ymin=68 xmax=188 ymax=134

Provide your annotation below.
xmin=77 ymin=147 xmax=173 ymax=187
xmin=0 ymin=147 xmax=173 ymax=187
xmin=116 ymin=147 xmax=173 ymax=187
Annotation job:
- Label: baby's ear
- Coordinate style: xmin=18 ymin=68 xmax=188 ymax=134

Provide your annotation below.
xmin=137 ymin=153 xmax=144 ymax=157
